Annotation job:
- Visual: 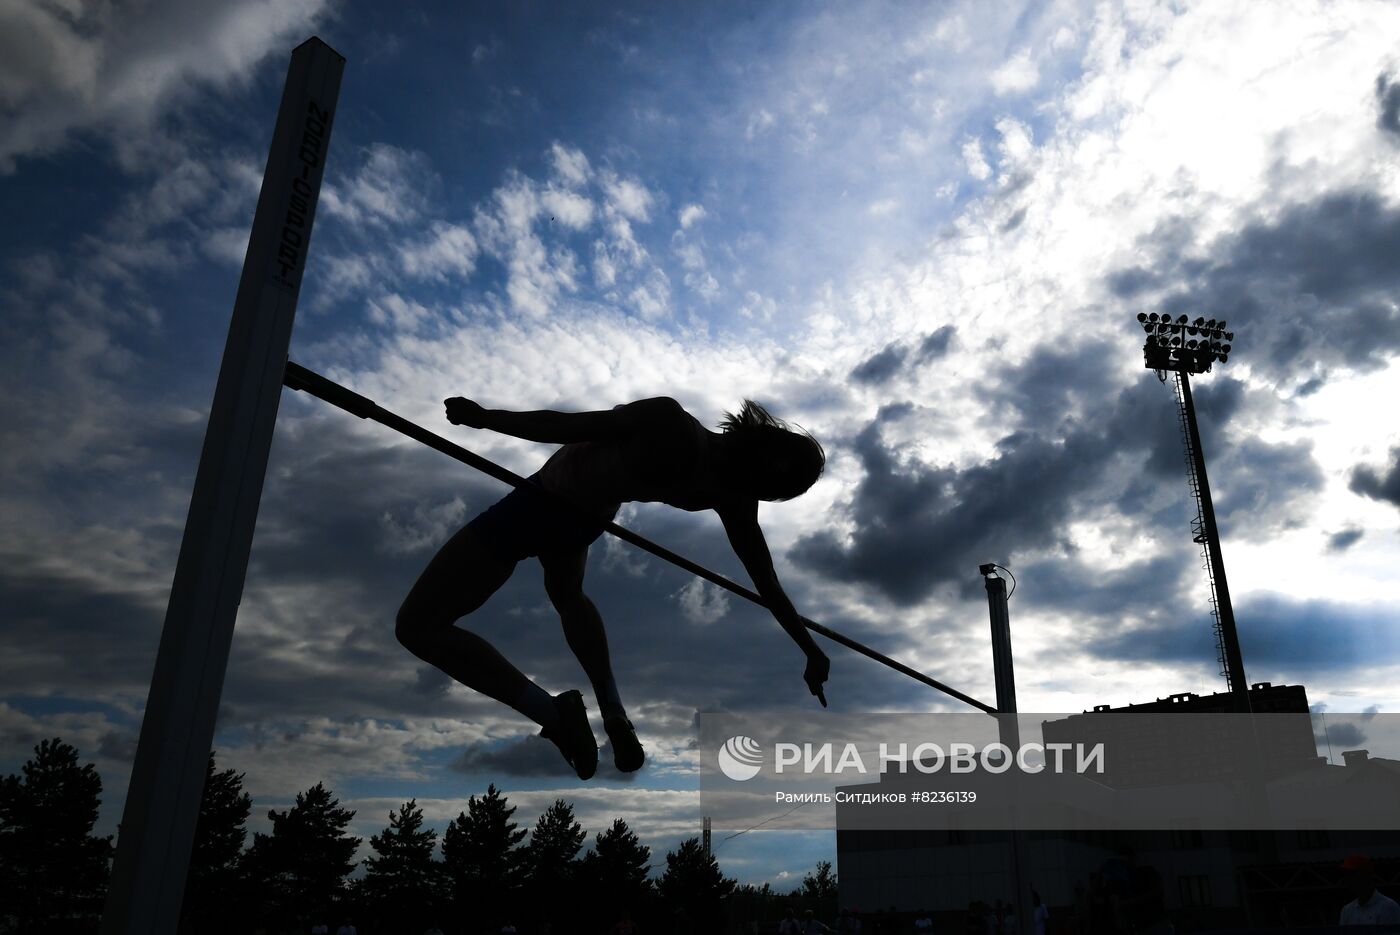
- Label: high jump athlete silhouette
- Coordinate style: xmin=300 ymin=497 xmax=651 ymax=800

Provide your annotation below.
xmin=395 ymin=394 xmax=828 ymax=780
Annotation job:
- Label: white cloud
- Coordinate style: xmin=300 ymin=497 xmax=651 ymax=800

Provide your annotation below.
xmin=549 ymin=142 xmax=591 ymax=187
xmin=0 ymin=0 xmax=330 ymax=172
xmin=378 ymin=498 xmax=468 ymax=554
xmin=745 ymin=108 xmax=776 ymax=140
xmin=990 ymin=48 xmax=1040 ymax=95
xmin=398 ymin=221 xmax=480 ymax=281
xmin=470 ymin=174 xmax=586 ymax=318
xmin=962 ymin=136 xmax=992 ymax=179
xmin=203 ymin=225 xmax=250 ymax=266
xmin=366 ymin=293 xmax=435 ymax=332
xmin=994 ymin=116 xmax=1034 ymax=166
xmin=673 ymin=577 xmax=731 ymax=625
xmin=322 ymin=144 xmax=436 ymax=228
xmin=678 ymin=203 xmax=707 ymax=229
xmin=592 ymin=241 xmax=619 ymax=289
xmin=603 ymin=173 xmax=654 ymax=222
xmin=540 ymin=186 xmax=595 ymax=229
xmin=628 ymin=270 xmax=672 ymax=321
xmin=672 ymin=230 xmax=720 ymax=301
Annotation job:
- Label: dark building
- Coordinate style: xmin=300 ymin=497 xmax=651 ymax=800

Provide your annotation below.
xmin=1040 ymin=682 xmax=1319 ymax=790
xmin=835 ymin=683 xmax=1400 ymax=930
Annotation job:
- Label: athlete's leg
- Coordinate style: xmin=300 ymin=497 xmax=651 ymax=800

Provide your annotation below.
xmin=397 ymin=517 xmax=599 ymax=780
xmin=395 ymin=524 xmax=544 ymax=721
xmin=540 ymin=545 xmax=643 ymax=771
xmin=539 ymin=545 xmax=624 ymax=716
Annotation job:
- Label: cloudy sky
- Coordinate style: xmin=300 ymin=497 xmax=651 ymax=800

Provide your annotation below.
xmin=4 ymin=0 xmax=1400 ymax=888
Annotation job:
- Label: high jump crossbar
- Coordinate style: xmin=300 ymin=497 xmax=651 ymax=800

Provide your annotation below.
xmin=283 ymin=360 xmax=996 ymax=715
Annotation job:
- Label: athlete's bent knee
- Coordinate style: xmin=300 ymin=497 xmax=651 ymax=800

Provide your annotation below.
xmin=395 ymin=603 xmax=434 ymax=654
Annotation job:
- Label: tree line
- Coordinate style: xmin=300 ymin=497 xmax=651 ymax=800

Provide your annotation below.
xmin=0 ymin=737 xmax=838 ymax=934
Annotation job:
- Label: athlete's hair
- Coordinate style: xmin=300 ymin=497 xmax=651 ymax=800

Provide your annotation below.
xmin=718 ymin=399 xmax=825 ymax=501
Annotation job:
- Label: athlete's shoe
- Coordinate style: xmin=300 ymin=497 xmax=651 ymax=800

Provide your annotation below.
xmin=604 ymin=713 xmax=645 ymax=773
xmin=541 ymin=690 xmax=598 ymax=780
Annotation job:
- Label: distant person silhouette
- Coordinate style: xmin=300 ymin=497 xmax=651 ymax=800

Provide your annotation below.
xmin=397 ymin=395 xmax=827 ymax=779
xmin=612 ymin=909 xmax=639 ymax=935
xmin=1339 ymin=854 xmax=1400 ymax=926
xmin=1032 ymin=891 xmax=1049 ymax=935
xmin=802 ymin=909 xmax=834 ymax=935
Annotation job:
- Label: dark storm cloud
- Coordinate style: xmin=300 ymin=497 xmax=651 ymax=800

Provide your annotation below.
xmin=1017 ymin=552 xmax=1195 ymax=620
xmin=1320 ymin=721 xmax=1367 ymax=749
xmin=1136 ymin=374 xmax=1322 ymax=542
xmin=1000 ymin=207 xmax=1028 ymax=233
xmin=986 ymin=339 xmax=1121 ymax=431
xmin=1211 ymin=437 xmax=1323 ymax=541
xmin=1326 ymin=527 xmax=1365 ymax=553
xmin=0 ymin=566 xmax=164 ymax=698
xmin=451 ymin=734 xmax=638 ymax=783
xmin=790 ymin=403 xmax=1116 ymax=606
xmin=1111 ymin=191 xmax=1400 ymax=382
xmin=1090 ymin=593 xmax=1398 ymax=674
xmin=850 ymin=344 xmax=908 ymax=385
xmin=97 ymin=730 xmax=138 ymax=762
xmin=1377 ymin=73 xmax=1400 ymax=138
xmin=1349 ymin=445 xmax=1400 ymax=509
xmin=792 ymin=338 xmax=1321 ymax=607
xmin=848 ymin=327 xmax=956 ymax=386
xmin=917 ymin=325 xmax=955 ymax=361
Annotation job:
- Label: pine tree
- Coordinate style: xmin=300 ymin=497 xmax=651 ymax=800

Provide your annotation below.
xmin=361 ymin=799 xmax=447 ymax=932
xmin=241 ymin=781 xmax=360 ymax=930
xmin=658 ymin=837 xmax=735 ymax=927
xmin=441 ymin=784 xmax=527 ymax=920
xmin=179 ymin=751 xmax=252 ymax=935
xmin=524 ymin=798 xmax=586 ymax=883
xmin=799 ymin=860 xmax=837 ymax=899
xmin=580 ymin=817 xmax=652 ymax=911
xmin=0 ymin=737 xmax=113 ymax=931
xmin=522 ymin=799 xmax=586 ymax=927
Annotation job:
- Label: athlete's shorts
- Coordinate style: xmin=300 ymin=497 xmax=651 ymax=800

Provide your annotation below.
xmin=465 ymin=473 xmax=620 ymax=564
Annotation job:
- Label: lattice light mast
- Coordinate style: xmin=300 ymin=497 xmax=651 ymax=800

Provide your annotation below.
xmin=1136 ymin=312 xmax=1250 ymax=713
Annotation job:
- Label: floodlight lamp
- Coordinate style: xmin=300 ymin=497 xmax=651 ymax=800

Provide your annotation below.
xmin=1225 ymin=332 xmax=1234 ymax=341
xmin=1218 ymin=320 xmax=1227 ymax=330
xmin=1149 ymin=312 xmax=1160 ymax=322
xmin=1206 ymin=319 xmax=1217 ymax=329
xmin=1177 ymin=314 xmax=1188 ymax=324
xmin=1219 ymin=353 xmax=1229 ymax=363
xmin=1137 ymin=312 xmax=1148 ymax=322
xmin=1187 ymin=340 xmax=1198 ymax=349
xmin=1221 ymin=344 xmax=1231 ymax=353
xmin=1194 ymin=316 xmax=1205 ymax=327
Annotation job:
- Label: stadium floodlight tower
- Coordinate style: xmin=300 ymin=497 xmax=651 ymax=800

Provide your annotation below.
xmin=1136 ymin=311 xmax=1251 ymax=714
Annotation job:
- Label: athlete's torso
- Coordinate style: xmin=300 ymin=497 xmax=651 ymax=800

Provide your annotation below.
xmin=535 ymin=407 xmax=721 ymax=512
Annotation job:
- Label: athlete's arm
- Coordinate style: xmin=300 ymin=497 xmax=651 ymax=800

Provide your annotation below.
xmin=717 ymin=498 xmax=830 ymax=706
xmin=445 ymin=395 xmax=683 ymax=444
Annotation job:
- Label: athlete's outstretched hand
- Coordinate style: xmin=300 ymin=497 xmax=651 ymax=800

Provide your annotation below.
xmin=444 ymin=397 xmax=489 ymax=428
xmin=804 ymin=648 xmax=830 ymax=707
